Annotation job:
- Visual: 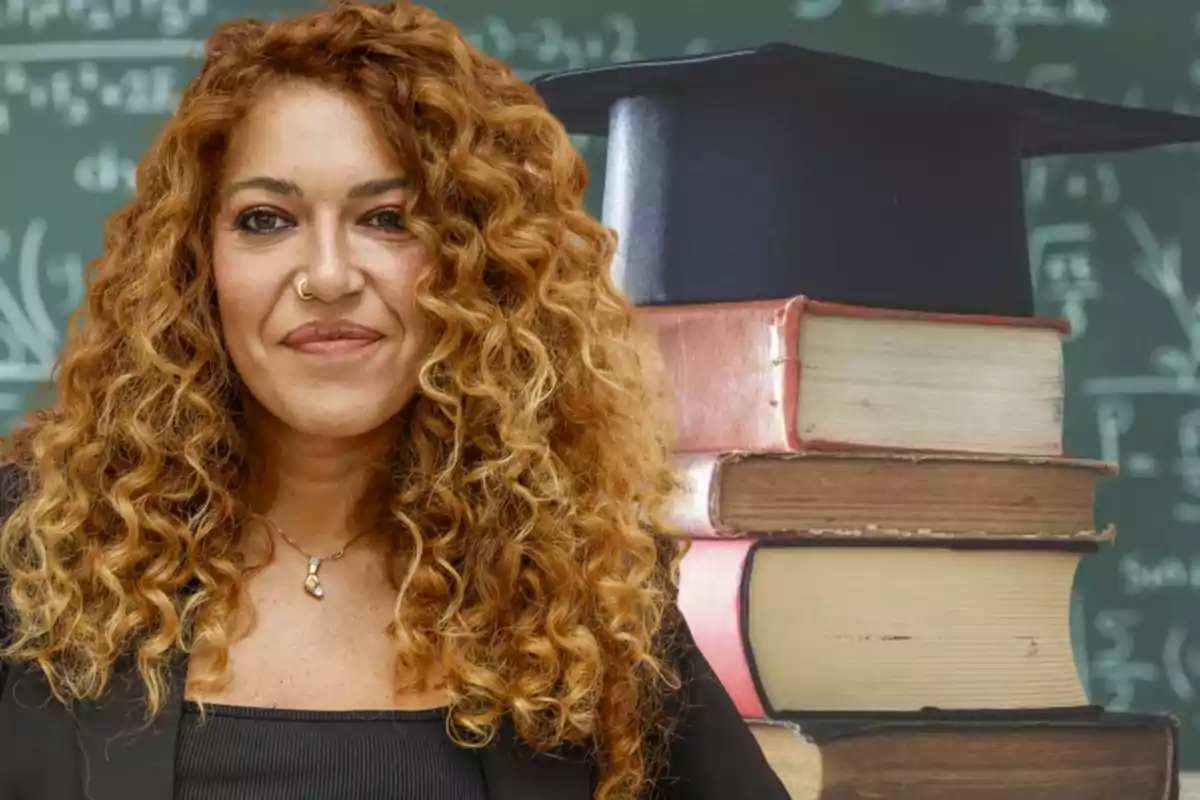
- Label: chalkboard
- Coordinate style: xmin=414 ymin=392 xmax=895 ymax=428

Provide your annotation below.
xmin=4 ymin=0 xmax=1200 ymax=770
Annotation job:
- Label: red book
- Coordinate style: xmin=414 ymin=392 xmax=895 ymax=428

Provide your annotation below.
xmin=677 ymin=536 xmax=1099 ymax=719
xmin=637 ymin=296 xmax=1069 ymax=456
xmin=679 ymin=536 xmax=770 ymax=718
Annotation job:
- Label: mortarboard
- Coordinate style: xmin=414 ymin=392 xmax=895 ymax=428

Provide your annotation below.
xmin=531 ymin=44 xmax=1200 ymax=315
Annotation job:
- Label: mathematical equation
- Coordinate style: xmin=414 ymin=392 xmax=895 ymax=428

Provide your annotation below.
xmin=0 ymin=11 xmax=698 ymax=136
xmin=1091 ymin=608 xmax=1200 ymax=731
xmin=0 ymin=61 xmax=182 ymax=132
xmin=793 ymin=0 xmax=1111 ymax=62
xmin=1068 ymin=181 xmax=1200 ymax=528
xmin=0 ymin=218 xmax=82 ymax=413
xmin=0 ymin=0 xmax=208 ymax=35
xmin=74 ymin=142 xmax=137 ymax=194
xmin=462 ymin=13 xmax=706 ymax=78
xmin=1091 ymin=400 xmax=1200 ymax=529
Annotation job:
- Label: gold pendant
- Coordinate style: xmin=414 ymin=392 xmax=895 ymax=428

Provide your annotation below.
xmin=304 ymin=556 xmax=325 ymax=599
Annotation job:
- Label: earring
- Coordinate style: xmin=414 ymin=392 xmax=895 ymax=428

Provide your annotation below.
xmin=295 ymin=276 xmax=315 ymax=301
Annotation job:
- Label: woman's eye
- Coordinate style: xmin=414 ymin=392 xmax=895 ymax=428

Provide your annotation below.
xmin=363 ymin=209 xmax=405 ymax=231
xmin=236 ymin=208 xmax=293 ymax=234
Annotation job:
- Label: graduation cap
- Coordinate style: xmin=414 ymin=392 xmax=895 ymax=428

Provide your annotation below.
xmin=531 ymin=44 xmax=1200 ymax=315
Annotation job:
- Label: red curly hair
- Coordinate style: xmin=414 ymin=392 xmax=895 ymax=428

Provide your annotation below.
xmin=0 ymin=2 xmax=687 ymax=797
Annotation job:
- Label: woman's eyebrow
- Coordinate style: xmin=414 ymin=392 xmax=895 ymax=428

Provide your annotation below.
xmin=223 ymin=176 xmax=302 ymax=200
xmin=346 ymin=177 xmax=408 ymax=199
xmin=222 ymin=175 xmax=409 ymax=202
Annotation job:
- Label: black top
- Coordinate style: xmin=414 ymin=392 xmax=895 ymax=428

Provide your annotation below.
xmin=176 ymin=701 xmax=488 ymax=800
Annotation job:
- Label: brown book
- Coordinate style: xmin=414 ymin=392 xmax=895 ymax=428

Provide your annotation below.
xmin=678 ymin=537 xmax=1104 ymax=716
xmin=638 ymin=296 xmax=1068 ymax=456
xmin=671 ymin=449 xmax=1115 ymax=539
xmin=750 ymin=711 xmax=1179 ymax=799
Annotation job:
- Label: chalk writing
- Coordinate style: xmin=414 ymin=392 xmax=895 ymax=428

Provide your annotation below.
xmin=793 ymin=0 xmax=842 ymax=19
xmin=873 ymin=0 xmax=951 ymax=14
xmin=459 ymin=13 xmax=716 ymax=154
xmin=1027 ymin=221 xmax=1098 ymax=339
xmin=1086 ymin=390 xmax=1200 ymax=523
xmin=0 ymin=220 xmax=83 ymax=383
xmin=962 ymin=0 xmax=1110 ymax=61
xmin=0 ymin=61 xmax=182 ymax=131
xmin=1126 ymin=453 xmax=1161 ymax=478
xmin=0 ymin=13 xmax=697 ymax=135
xmin=0 ymin=0 xmax=209 ymax=35
xmin=74 ymin=142 xmax=137 ymax=194
xmin=1083 ymin=211 xmax=1200 ymax=407
xmin=1091 ymin=610 xmax=1200 ymax=723
xmin=1026 ymin=61 xmax=1084 ymax=98
xmin=1025 ymin=156 xmax=1120 ymax=208
xmin=1119 ymin=554 xmax=1200 ymax=596
xmin=465 ymin=13 xmax=641 ymax=76
xmin=1192 ymin=12 xmax=1200 ymax=89
xmin=1086 ymin=382 xmax=1200 ymax=520
xmin=1178 ymin=411 xmax=1200 ymax=522
xmin=1091 ymin=609 xmax=1161 ymax=710
xmin=793 ymin=0 xmax=1111 ymax=61
xmin=1093 ymin=394 xmax=1133 ymax=464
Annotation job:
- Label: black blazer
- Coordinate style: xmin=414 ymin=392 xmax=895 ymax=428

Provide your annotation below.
xmin=0 ymin=467 xmax=789 ymax=800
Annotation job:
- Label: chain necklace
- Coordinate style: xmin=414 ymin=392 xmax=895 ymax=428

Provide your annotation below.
xmin=263 ymin=517 xmax=372 ymax=600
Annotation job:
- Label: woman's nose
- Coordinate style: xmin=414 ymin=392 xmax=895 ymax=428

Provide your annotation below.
xmin=303 ymin=220 xmax=366 ymax=302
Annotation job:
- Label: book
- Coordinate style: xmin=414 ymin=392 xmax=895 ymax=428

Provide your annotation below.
xmin=677 ymin=536 xmax=1104 ymax=717
xmin=670 ymin=449 xmax=1115 ymax=539
xmin=749 ymin=711 xmax=1179 ymax=799
xmin=638 ymin=296 xmax=1068 ymax=456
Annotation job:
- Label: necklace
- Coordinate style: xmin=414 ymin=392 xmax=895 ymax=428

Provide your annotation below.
xmin=263 ymin=517 xmax=371 ymax=600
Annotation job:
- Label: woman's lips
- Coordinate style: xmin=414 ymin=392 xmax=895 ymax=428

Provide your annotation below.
xmin=282 ymin=319 xmax=384 ymax=357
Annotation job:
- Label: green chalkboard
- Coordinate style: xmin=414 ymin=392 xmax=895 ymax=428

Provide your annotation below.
xmin=4 ymin=0 xmax=1200 ymax=771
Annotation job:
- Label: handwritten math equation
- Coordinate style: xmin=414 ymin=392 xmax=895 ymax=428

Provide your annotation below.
xmin=0 ymin=61 xmax=182 ymax=132
xmin=0 ymin=10 xmax=706 ymax=137
xmin=0 ymin=0 xmax=208 ymax=34
xmin=793 ymin=0 xmax=1111 ymax=62
xmin=1091 ymin=607 xmax=1185 ymax=709
xmin=0 ymin=219 xmax=83 ymax=410
xmin=1091 ymin=598 xmax=1200 ymax=737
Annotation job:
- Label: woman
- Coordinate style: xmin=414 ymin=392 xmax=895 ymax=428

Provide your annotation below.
xmin=0 ymin=1 xmax=787 ymax=798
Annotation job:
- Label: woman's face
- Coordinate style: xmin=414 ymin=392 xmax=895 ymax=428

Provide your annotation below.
xmin=211 ymin=80 xmax=429 ymax=439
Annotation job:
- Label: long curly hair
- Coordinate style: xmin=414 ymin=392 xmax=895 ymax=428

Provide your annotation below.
xmin=0 ymin=2 xmax=687 ymax=796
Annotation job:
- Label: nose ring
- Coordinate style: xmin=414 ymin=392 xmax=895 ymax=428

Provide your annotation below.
xmin=295 ymin=276 xmax=315 ymax=301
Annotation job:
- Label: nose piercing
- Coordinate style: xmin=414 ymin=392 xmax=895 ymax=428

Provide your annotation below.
xmin=295 ymin=276 xmax=315 ymax=301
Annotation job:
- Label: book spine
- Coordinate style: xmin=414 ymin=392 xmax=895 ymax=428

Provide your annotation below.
xmin=639 ymin=297 xmax=803 ymax=454
xmin=677 ymin=537 xmax=768 ymax=719
xmin=668 ymin=453 xmax=732 ymax=537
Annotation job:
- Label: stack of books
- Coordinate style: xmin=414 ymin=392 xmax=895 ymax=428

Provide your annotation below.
xmin=639 ymin=295 xmax=1180 ymax=799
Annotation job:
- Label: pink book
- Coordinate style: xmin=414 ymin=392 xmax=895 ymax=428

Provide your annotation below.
xmin=677 ymin=536 xmax=768 ymax=718
xmin=637 ymin=296 xmax=1069 ymax=457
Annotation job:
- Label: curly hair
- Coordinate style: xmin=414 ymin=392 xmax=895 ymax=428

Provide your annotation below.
xmin=0 ymin=2 xmax=687 ymax=796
